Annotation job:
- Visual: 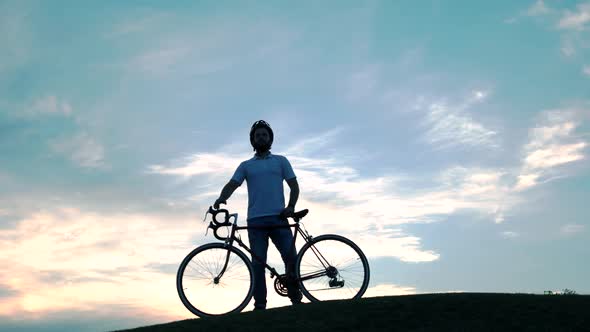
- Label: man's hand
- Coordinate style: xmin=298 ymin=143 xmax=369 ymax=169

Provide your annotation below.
xmin=214 ymin=198 xmax=227 ymax=210
xmin=280 ymin=206 xmax=295 ymax=220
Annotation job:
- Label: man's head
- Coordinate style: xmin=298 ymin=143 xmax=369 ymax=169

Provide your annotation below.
xmin=249 ymin=120 xmax=274 ymax=154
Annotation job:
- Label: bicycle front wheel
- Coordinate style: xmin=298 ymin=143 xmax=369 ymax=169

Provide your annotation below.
xmin=296 ymin=234 xmax=370 ymax=302
xmin=176 ymin=243 xmax=254 ymax=317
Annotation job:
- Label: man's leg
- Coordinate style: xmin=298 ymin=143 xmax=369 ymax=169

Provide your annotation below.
xmin=247 ymin=223 xmax=269 ymax=310
xmin=269 ymin=218 xmax=302 ymax=304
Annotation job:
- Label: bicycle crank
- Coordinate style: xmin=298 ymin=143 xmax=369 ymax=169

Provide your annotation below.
xmin=273 ymin=275 xmax=289 ymax=297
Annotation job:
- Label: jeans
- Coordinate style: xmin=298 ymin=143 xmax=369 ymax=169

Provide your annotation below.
xmin=247 ymin=215 xmax=302 ymax=309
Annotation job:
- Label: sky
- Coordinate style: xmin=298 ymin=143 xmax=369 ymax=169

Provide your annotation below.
xmin=1 ymin=0 xmax=589 ymax=331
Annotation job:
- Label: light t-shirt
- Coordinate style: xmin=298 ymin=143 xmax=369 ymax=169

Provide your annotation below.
xmin=231 ymin=153 xmax=296 ymax=220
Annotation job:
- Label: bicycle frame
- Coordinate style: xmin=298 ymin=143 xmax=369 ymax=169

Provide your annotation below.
xmin=213 ymin=215 xmax=333 ymax=284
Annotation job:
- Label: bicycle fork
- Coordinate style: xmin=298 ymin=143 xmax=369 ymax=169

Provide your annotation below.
xmin=212 ymin=248 xmax=232 ymax=284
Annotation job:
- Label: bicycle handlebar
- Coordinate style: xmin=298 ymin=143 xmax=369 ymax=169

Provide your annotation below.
xmin=204 ymin=206 xmax=309 ymax=241
xmin=207 ymin=206 xmax=233 ymax=226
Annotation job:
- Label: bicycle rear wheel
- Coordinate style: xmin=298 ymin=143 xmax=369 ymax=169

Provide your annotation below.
xmin=176 ymin=242 xmax=254 ymax=317
xmin=295 ymin=234 xmax=370 ymax=302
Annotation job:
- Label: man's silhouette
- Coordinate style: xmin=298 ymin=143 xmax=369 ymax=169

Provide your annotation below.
xmin=214 ymin=120 xmax=302 ymax=310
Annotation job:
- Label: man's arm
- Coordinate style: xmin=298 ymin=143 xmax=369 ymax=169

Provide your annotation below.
xmin=286 ymin=177 xmax=299 ymax=209
xmin=214 ymin=180 xmax=240 ymax=209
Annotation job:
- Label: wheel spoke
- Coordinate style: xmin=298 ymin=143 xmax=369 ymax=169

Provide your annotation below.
xmin=297 ymin=235 xmax=369 ymax=302
xmin=177 ymin=245 xmax=253 ymax=317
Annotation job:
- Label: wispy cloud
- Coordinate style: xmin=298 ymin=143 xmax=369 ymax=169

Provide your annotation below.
xmin=149 ymin=129 xmax=520 ymax=262
xmin=557 ymin=2 xmax=590 ymax=30
xmin=515 ymin=109 xmax=588 ymax=191
xmin=346 ymin=65 xmax=380 ymax=101
xmin=419 ymin=91 xmax=498 ymax=150
xmin=148 ymin=152 xmax=248 ymax=179
xmin=133 ymin=46 xmax=192 ymax=76
xmin=526 ymin=0 xmax=552 ymax=17
xmin=504 ymin=0 xmax=554 ymax=24
xmin=561 ymin=36 xmax=577 ymax=57
xmin=124 ymin=18 xmax=300 ymax=78
xmin=553 ymin=2 xmax=590 ymax=58
xmin=27 ymin=95 xmax=73 ymax=117
xmin=501 ymin=231 xmax=520 ymax=239
xmin=560 ymin=223 xmax=585 ymax=235
xmin=583 ymin=65 xmax=590 ymax=76
xmin=105 ymin=11 xmax=173 ymax=38
xmin=516 ymin=1 xmax=590 ymax=58
xmin=503 ymin=17 xmax=518 ymax=25
xmin=148 ymin=142 xmax=440 ymax=263
xmin=283 ymin=128 xmax=346 ymax=156
xmin=49 ymin=133 xmax=106 ymax=168
xmin=524 ymin=142 xmax=586 ymax=169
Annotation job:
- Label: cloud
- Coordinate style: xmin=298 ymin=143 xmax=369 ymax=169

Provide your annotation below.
xmin=133 ymin=46 xmax=193 ymax=76
xmin=283 ymin=128 xmax=345 ymax=156
xmin=526 ymin=0 xmax=552 ymax=17
xmin=354 ymin=229 xmax=440 ymax=263
xmin=554 ymin=3 xmax=590 ymax=58
xmin=298 ymin=162 xmax=509 ymax=228
xmin=557 ymin=2 xmax=590 ymax=30
xmin=363 ymin=283 xmax=416 ymax=297
xmin=125 ymin=18 xmax=300 ymax=78
xmin=28 ymin=95 xmax=73 ymax=116
xmin=504 ymin=17 xmax=518 ymax=24
xmin=561 ymin=37 xmax=576 ymax=57
xmin=105 ymin=11 xmax=173 ymax=38
xmin=419 ymin=92 xmax=498 ymax=150
xmin=514 ymin=173 xmax=540 ymax=191
xmin=346 ymin=65 xmax=380 ymax=101
xmin=2 ymin=204 xmax=424 ymax=324
xmin=0 ymin=207 xmax=201 ymax=320
xmin=504 ymin=1 xmax=554 ymax=24
xmin=149 ymin=148 xmax=441 ymax=263
xmin=49 ymin=133 xmax=106 ymax=168
xmin=0 ymin=284 xmax=19 ymax=298
xmin=517 ymin=2 xmax=590 ymax=58
xmin=524 ymin=142 xmax=586 ymax=169
xmin=515 ymin=109 xmax=588 ymax=191
xmin=583 ymin=65 xmax=590 ymax=76
xmin=147 ymin=109 xmax=585 ymax=261
xmin=149 ymin=130 xmax=524 ymax=262
xmin=148 ymin=152 xmax=248 ymax=179
xmin=560 ymin=223 xmax=585 ymax=235
xmin=501 ymin=231 xmax=519 ymax=239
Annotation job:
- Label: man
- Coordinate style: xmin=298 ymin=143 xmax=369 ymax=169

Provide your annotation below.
xmin=214 ymin=120 xmax=302 ymax=310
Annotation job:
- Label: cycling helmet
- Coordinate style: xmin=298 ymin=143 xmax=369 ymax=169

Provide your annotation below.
xmin=249 ymin=120 xmax=274 ymax=149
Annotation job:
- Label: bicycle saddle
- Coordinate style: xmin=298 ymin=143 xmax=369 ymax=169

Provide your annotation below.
xmin=294 ymin=209 xmax=309 ymax=220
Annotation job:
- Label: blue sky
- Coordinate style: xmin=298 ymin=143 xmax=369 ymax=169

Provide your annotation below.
xmin=1 ymin=0 xmax=589 ymax=331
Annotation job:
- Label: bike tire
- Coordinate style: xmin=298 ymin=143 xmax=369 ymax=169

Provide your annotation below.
xmin=295 ymin=234 xmax=370 ymax=302
xmin=177 ymin=242 xmax=254 ymax=317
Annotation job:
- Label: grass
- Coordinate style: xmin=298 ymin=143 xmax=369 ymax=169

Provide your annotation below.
xmin=113 ymin=293 xmax=590 ymax=332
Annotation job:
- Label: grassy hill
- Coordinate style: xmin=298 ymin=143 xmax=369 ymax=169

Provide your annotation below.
xmin=113 ymin=293 xmax=590 ymax=332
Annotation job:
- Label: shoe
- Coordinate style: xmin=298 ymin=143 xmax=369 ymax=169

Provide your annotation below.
xmin=290 ymin=293 xmax=303 ymax=305
xmin=289 ymin=289 xmax=303 ymax=305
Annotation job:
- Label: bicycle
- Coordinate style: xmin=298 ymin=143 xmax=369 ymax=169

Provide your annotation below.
xmin=176 ymin=206 xmax=370 ymax=317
